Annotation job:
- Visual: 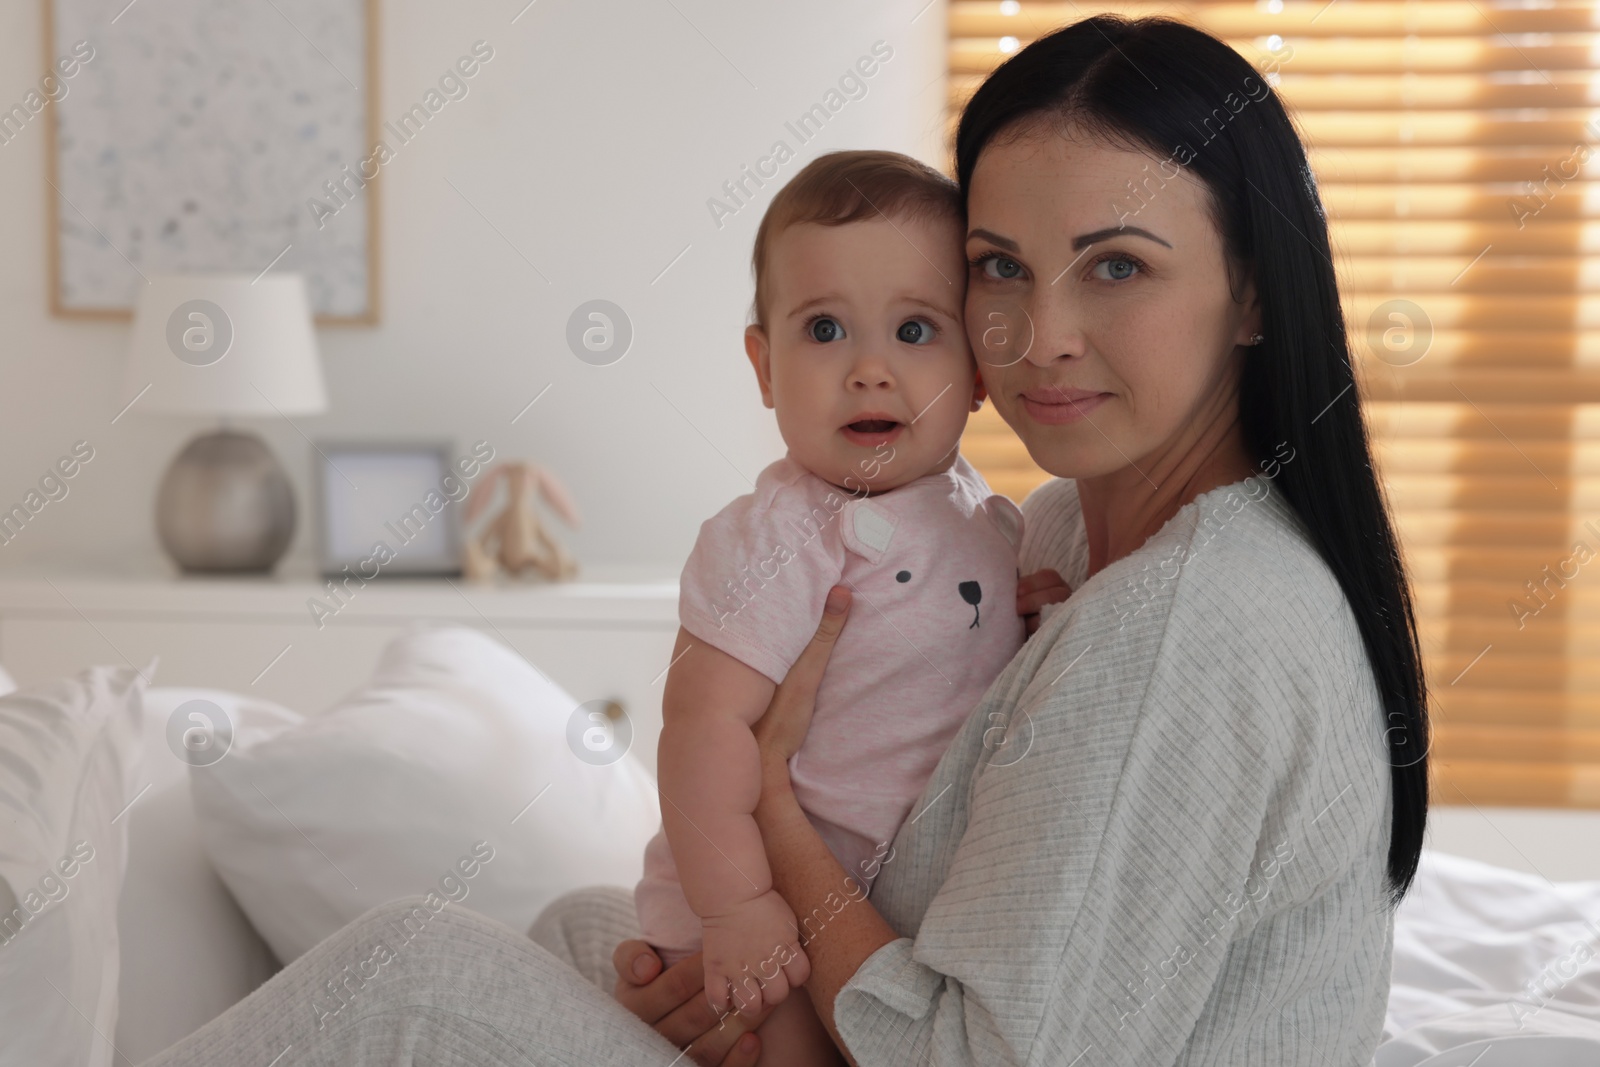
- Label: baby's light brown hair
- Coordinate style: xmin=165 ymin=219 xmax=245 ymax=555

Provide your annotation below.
xmin=750 ymin=150 xmax=962 ymax=329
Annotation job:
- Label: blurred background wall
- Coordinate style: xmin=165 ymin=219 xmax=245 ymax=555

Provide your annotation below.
xmin=0 ymin=0 xmax=947 ymax=573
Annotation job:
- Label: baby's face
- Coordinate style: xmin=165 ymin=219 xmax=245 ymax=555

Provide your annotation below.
xmin=745 ymin=213 xmax=982 ymax=495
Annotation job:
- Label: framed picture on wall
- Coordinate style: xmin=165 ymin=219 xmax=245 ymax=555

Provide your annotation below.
xmin=42 ymin=0 xmax=380 ymax=323
xmin=314 ymin=442 xmax=465 ymax=578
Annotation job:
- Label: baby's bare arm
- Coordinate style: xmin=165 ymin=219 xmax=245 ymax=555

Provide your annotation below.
xmin=658 ymin=625 xmax=780 ymax=920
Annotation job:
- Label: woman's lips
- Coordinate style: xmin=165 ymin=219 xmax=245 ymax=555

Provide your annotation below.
xmin=1020 ymin=391 xmax=1112 ymax=425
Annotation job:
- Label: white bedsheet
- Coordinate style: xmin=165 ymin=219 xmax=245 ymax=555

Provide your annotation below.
xmin=108 ymin=676 xmax=1600 ymax=1067
xmin=1380 ymin=849 xmax=1600 ymax=1065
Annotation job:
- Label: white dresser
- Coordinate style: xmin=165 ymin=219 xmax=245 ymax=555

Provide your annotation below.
xmin=0 ymin=564 xmax=680 ymax=776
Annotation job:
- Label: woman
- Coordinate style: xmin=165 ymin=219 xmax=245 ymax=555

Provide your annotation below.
xmin=145 ymin=15 xmax=1427 ymax=1066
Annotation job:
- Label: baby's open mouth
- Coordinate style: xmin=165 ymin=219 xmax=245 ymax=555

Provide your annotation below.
xmin=846 ymin=419 xmax=900 ymax=433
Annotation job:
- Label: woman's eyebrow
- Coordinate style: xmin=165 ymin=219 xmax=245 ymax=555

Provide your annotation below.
xmin=967 ymin=227 xmax=1018 ymax=250
xmin=967 ymin=225 xmax=1174 ymax=251
xmin=1072 ymin=226 xmax=1173 ymax=250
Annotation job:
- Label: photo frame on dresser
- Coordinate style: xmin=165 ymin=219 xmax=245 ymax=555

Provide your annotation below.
xmin=43 ymin=0 xmax=380 ymax=323
xmin=314 ymin=442 xmax=465 ymax=578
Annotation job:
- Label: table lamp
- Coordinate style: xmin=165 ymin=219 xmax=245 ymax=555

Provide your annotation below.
xmin=122 ymin=273 xmax=328 ymax=574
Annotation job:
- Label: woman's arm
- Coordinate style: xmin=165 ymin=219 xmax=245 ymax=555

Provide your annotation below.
xmin=747 ymin=586 xmax=899 ymax=1064
xmin=753 ymin=774 xmax=897 ymax=1066
xmin=611 ymin=588 xmax=896 ymax=1065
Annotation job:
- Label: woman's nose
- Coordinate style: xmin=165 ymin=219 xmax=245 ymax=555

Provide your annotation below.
xmin=971 ymin=288 xmax=1087 ymax=370
xmin=1020 ymin=294 xmax=1087 ymax=368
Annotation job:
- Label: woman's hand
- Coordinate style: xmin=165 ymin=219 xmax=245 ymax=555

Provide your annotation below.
xmin=608 ymin=586 xmax=851 ymax=1063
xmin=1017 ymin=568 xmax=1072 ymax=635
xmin=751 ymin=584 xmax=852 ymax=781
xmin=611 ymin=940 xmax=773 ymax=1066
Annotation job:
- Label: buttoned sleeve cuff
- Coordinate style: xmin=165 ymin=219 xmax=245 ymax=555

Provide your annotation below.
xmin=833 ymin=936 xmax=944 ymax=1064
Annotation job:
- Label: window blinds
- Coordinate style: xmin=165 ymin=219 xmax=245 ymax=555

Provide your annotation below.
xmin=951 ymin=0 xmax=1600 ymax=808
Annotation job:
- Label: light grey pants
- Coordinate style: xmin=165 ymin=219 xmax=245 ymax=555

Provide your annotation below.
xmin=140 ymin=887 xmax=684 ymax=1066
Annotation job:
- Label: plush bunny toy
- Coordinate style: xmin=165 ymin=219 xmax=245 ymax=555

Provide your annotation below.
xmin=463 ymin=461 xmax=581 ymax=581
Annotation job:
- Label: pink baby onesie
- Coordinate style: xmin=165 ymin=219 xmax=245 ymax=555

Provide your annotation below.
xmin=634 ymin=451 xmax=1026 ymax=960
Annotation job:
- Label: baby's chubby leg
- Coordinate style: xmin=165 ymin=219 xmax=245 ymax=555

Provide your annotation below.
xmin=751 ymin=991 xmax=847 ymax=1067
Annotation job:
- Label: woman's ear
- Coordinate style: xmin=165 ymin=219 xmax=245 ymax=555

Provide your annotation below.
xmin=1234 ymin=272 xmax=1264 ymax=348
xmin=744 ymin=325 xmax=775 ymax=408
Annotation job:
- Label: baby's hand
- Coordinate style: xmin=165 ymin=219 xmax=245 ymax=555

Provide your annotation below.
xmin=701 ymin=889 xmax=810 ymax=1017
xmin=1017 ymin=568 xmax=1072 ymax=635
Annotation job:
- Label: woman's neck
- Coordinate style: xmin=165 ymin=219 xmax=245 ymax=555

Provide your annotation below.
xmin=1076 ymin=402 xmax=1258 ymax=581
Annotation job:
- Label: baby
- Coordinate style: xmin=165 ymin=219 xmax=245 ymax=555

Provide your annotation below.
xmin=633 ymin=150 xmax=1056 ymax=1064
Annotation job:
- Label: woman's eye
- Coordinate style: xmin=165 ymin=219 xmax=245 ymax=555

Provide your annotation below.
xmin=896 ymin=319 xmax=935 ymax=345
xmin=809 ymin=317 xmax=844 ymax=342
xmin=1092 ymin=256 xmax=1140 ymax=281
xmin=981 ymin=255 xmax=1023 ymax=280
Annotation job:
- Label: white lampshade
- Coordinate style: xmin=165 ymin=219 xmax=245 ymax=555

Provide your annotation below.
xmin=122 ymin=273 xmax=327 ymax=417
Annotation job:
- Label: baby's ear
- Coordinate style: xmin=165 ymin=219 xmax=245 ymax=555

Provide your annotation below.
xmin=970 ymin=374 xmax=988 ymax=411
xmin=744 ymin=325 xmax=774 ymax=408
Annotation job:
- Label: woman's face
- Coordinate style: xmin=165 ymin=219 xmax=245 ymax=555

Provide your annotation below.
xmin=964 ymin=119 xmax=1261 ymax=481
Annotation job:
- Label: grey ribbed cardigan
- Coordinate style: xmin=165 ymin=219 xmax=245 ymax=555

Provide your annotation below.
xmin=832 ymin=473 xmax=1395 ymax=1065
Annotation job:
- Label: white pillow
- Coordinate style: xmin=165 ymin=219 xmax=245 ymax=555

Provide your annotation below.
xmin=0 ymin=665 xmax=146 ymax=1067
xmin=193 ymin=623 xmax=662 ymax=963
xmin=115 ymin=688 xmax=291 ymax=1063
xmin=0 ymin=664 xmax=16 ymax=696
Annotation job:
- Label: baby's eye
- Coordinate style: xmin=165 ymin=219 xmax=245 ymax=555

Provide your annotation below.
xmin=1092 ymin=256 xmax=1140 ymax=281
xmin=981 ymin=255 xmax=1023 ymax=280
xmin=809 ymin=317 xmax=844 ymax=343
xmin=896 ymin=319 xmax=936 ymax=345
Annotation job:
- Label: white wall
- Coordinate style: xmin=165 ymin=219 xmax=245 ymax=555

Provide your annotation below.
xmin=0 ymin=0 xmax=947 ymax=575
xmin=1427 ymin=806 xmax=1600 ymax=882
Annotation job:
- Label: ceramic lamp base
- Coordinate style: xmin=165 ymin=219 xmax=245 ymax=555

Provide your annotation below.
xmin=156 ymin=429 xmax=295 ymax=573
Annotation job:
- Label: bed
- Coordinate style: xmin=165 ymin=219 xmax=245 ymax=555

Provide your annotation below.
xmin=1 ymin=627 xmax=1597 ymax=1066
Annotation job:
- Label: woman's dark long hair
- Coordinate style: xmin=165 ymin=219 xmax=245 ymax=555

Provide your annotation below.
xmin=956 ymin=16 xmax=1429 ymax=900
